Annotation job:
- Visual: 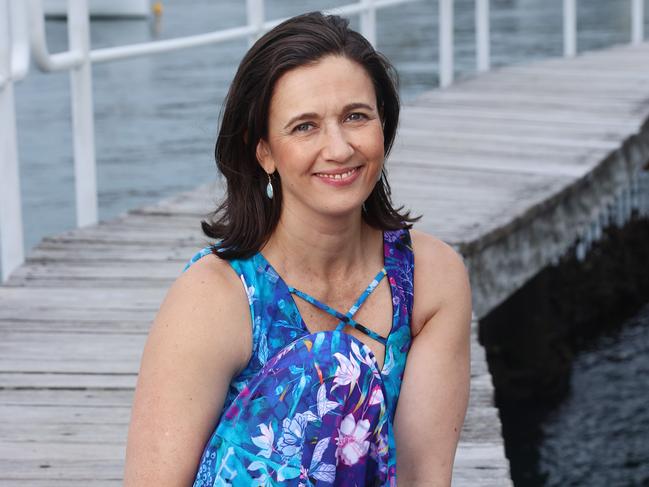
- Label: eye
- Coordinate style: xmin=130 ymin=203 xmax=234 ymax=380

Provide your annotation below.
xmin=346 ymin=112 xmax=368 ymax=122
xmin=293 ymin=122 xmax=314 ymax=133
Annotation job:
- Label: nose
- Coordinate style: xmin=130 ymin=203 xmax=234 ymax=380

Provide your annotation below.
xmin=321 ymin=124 xmax=354 ymax=162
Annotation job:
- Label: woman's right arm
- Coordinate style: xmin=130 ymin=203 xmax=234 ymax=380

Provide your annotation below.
xmin=123 ymin=254 xmax=252 ymax=486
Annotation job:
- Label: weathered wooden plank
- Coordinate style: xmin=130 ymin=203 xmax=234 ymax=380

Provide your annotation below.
xmin=0 ymin=308 xmax=157 ymax=322
xmin=0 ymin=287 xmax=165 ymax=307
xmin=513 ymin=64 xmax=649 ymax=81
xmin=0 ymin=332 xmax=145 ymax=374
xmin=10 ymin=261 xmax=184 ymax=281
xmin=0 ymin=455 xmax=125 ymax=480
xmin=453 ymin=442 xmax=513 ymax=485
xmin=462 ymin=78 xmax=649 ymax=99
xmin=29 ymin=240 xmax=199 ymax=254
xmin=0 ymin=443 xmax=125 ymax=459
xmin=398 ymin=111 xmax=634 ymax=139
xmin=3 ymin=277 xmax=175 ymax=289
xmin=41 ymin=227 xmax=207 ymax=243
xmin=432 ymin=82 xmax=647 ymax=103
xmin=473 ymin=62 xmax=649 ymax=86
xmin=0 ymin=405 xmax=131 ymax=425
xmin=0 ymin=372 xmax=136 ymax=389
xmin=0 ymin=319 xmax=150 ymax=334
xmin=397 ymin=136 xmax=596 ymax=161
xmin=0 ymin=388 xmax=134 ymax=406
xmin=403 ymin=105 xmax=641 ymax=131
xmin=415 ymin=94 xmax=641 ymax=118
xmin=392 ymin=148 xmax=596 ymax=178
xmin=0 ymin=417 xmax=130 ymax=439
xmin=398 ymin=126 xmax=620 ymax=150
xmin=0 ymin=481 xmax=122 ymax=486
xmin=419 ymin=88 xmax=644 ymax=110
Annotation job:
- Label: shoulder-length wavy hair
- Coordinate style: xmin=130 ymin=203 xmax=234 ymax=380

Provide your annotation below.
xmin=202 ymin=11 xmax=419 ymax=259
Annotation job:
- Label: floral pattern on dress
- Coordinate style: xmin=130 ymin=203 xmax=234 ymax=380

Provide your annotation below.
xmin=186 ymin=229 xmax=414 ymax=486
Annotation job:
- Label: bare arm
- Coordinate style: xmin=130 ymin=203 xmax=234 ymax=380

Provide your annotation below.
xmin=394 ymin=232 xmax=472 ymax=486
xmin=123 ymin=255 xmax=252 ymax=486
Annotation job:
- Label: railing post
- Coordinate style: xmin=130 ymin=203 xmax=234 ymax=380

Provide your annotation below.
xmin=475 ymin=0 xmax=490 ymax=72
xmin=631 ymin=0 xmax=644 ymax=44
xmin=0 ymin=0 xmax=25 ymax=282
xmin=68 ymin=0 xmax=98 ymax=227
xmin=563 ymin=0 xmax=577 ymax=57
xmin=10 ymin=0 xmax=29 ymax=80
xmin=439 ymin=0 xmax=454 ymax=87
xmin=246 ymin=0 xmax=264 ymax=47
xmin=360 ymin=0 xmax=377 ymax=47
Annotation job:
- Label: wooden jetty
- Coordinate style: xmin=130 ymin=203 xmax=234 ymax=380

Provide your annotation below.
xmin=2 ymin=42 xmax=649 ymax=486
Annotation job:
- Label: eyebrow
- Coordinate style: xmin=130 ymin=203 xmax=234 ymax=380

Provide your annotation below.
xmin=282 ymin=102 xmax=375 ymax=130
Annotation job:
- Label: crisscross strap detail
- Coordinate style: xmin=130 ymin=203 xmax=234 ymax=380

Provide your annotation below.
xmin=288 ymin=268 xmax=388 ymax=344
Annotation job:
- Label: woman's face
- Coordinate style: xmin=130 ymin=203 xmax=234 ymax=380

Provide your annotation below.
xmin=257 ymin=55 xmax=384 ymax=222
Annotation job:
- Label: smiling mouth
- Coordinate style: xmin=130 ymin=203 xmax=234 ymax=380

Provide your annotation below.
xmin=314 ymin=166 xmax=360 ymax=180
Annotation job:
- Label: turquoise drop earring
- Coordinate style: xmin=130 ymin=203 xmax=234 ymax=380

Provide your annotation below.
xmin=266 ymin=173 xmax=274 ymax=199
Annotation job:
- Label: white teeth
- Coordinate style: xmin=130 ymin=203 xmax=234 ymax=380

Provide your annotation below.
xmin=318 ymin=168 xmax=357 ymax=180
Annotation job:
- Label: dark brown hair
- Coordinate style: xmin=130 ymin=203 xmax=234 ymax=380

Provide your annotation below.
xmin=202 ymin=11 xmax=418 ymax=259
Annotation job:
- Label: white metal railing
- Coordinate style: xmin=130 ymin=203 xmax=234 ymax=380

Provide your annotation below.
xmin=439 ymin=0 xmax=454 ymax=86
xmin=632 ymin=0 xmax=645 ymax=44
xmin=0 ymin=0 xmax=647 ymax=281
xmin=563 ymin=0 xmax=577 ymax=57
xmin=475 ymin=0 xmax=490 ymax=72
xmin=1 ymin=0 xmax=27 ymax=282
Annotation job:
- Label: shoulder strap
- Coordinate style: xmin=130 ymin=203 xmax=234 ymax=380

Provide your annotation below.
xmin=289 ymin=268 xmax=388 ymax=344
xmin=182 ymin=246 xmax=214 ymax=272
xmin=384 ymin=228 xmax=415 ymax=326
xmin=182 ymin=246 xmax=264 ymax=360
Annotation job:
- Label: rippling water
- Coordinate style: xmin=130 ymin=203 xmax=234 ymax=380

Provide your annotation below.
xmin=537 ymin=303 xmax=649 ymax=486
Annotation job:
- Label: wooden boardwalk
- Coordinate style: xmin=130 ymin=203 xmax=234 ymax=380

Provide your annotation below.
xmin=2 ymin=42 xmax=649 ymax=485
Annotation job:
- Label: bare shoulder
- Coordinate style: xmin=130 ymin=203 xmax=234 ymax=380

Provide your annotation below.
xmin=410 ymin=229 xmax=468 ymax=277
xmin=410 ymin=229 xmax=471 ymax=337
xmin=124 ymin=251 xmax=251 ymax=485
xmin=393 ymin=229 xmax=472 ymax=482
xmin=157 ymin=251 xmax=252 ymax=371
xmin=173 ymin=251 xmax=243 ymax=306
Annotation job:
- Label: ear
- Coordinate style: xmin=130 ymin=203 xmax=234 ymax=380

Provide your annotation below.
xmin=256 ymin=138 xmax=276 ymax=174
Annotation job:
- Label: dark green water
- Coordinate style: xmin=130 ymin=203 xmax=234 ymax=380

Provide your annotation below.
xmin=501 ymin=301 xmax=649 ymax=487
xmin=537 ymin=304 xmax=649 ymax=486
xmin=482 ymin=218 xmax=649 ymax=486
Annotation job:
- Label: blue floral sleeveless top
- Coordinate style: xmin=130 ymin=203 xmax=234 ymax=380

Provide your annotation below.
xmin=185 ymin=229 xmax=414 ymax=486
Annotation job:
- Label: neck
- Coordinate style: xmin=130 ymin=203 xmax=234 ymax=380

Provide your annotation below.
xmin=261 ymin=206 xmax=381 ymax=282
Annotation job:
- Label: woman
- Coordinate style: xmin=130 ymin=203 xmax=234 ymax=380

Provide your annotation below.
xmin=124 ymin=11 xmax=471 ymax=486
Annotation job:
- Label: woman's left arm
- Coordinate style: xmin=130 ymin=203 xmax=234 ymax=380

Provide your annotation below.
xmin=394 ymin=232 xmax=472 ymax=486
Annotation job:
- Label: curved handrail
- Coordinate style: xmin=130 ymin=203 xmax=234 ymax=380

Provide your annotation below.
xmin=27 ymin=0 xmax=418 ymax=67
xmin=27 ymin=0 xmax=83 ymax=72
xmin=90 ymin=24 xmax=257 ymax=64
